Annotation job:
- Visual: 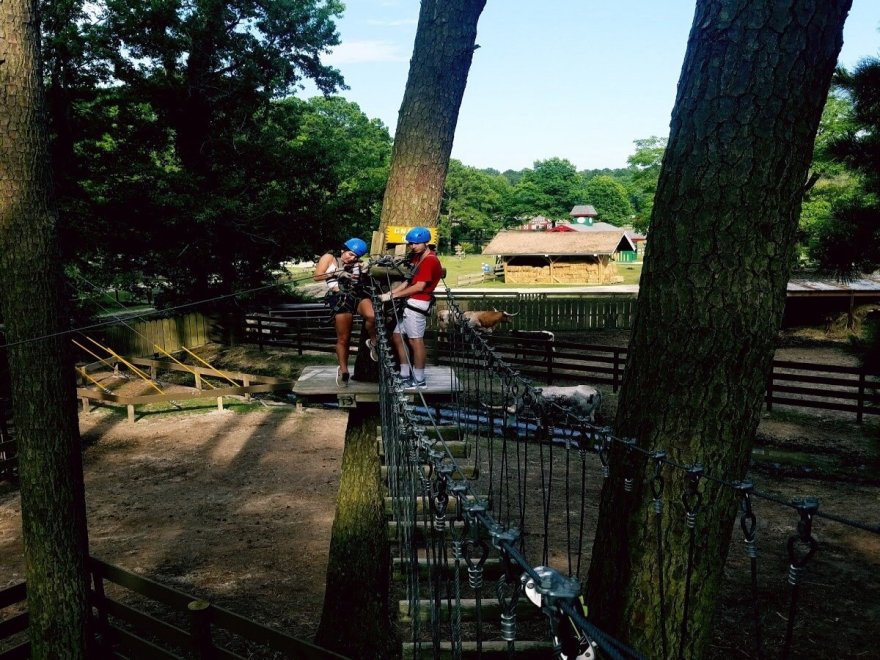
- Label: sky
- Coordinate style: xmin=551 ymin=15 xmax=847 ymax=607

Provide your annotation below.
xmin=304 ymin=1 xmax=880 ymax=172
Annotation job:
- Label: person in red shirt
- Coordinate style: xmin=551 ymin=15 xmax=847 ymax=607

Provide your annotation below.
xmin=379 ymin=227 xmax=443 ymax=389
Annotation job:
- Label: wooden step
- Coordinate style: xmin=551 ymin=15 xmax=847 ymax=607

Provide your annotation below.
xmin=379 ymin=425 xmax=462 ymax=442
xmin=401 ymin=641 xmax=554 ymax=660
xmin=381 ymin=464 xmax=479 ymax=482
xmin=384 ymin=495 xmax=478 ymax=516
xmin=388 ymin=520 xmax=487 ymax=547
xmin=377 ymin=439 xmax=470 ymax=458
xmin=399 ymin=598 xmax=540 ymax=624
xmin=392 ymin=557 xmax=504 ymax=581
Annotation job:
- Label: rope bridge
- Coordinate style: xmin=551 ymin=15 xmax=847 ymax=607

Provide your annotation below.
xmin=371 ymin=281 xmax=880 ymax=660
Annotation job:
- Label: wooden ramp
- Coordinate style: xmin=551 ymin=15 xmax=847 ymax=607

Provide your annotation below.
xmin=292 ymin=366 xmax=460 ymax=408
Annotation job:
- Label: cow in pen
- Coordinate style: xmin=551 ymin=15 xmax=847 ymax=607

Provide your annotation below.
xmin=509 ymin=329 xmax=555 ymax=360
xmin=509 ymin=384 xmax=603 ymax=424
xmin=437 ymin=308 xmax=518 ymax=334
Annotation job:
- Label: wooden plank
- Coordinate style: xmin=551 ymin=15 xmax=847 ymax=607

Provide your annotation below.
xmin=105 ymin=624 xmax=183 ymax=660
xmin=97 ymin=597 xmax=191 ymax=650
xmin=293 ymin=366 xmax=459 ymax=398
xmin=76 ymin=380 xmax=293 ymax=405
xmin=208 ymin=606 xmax=348 ymax=659
xmin=392 ymin=557 xmax=503 ymax=580
xmin=398 ymin=598 xmax=539 ymax=623
xmin=91 ymin=559 xmax=194 ymax=610
xmin=0 ymin=640 xmax=30 ymax=660
xmin=401 ymin=640 xmax=554 ymax=659
xmin=0 ymin=611 xmax=28 ymax=638
xmin=0 ymin=582 xmax=26 ymax=609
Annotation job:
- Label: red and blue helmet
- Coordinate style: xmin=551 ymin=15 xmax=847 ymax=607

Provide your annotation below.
xmin=405 ymin=227 xmax=432 ymax=244
xmin=342 ymin=237 xmax=368 ymax=257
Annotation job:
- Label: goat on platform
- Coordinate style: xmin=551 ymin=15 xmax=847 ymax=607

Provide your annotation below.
xmin=437 ymin=308 xmax=518 ymax=333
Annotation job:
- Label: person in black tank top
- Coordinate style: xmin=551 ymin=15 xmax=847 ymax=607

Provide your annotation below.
xmin=314 ymin=237 xmax=378 ymax=386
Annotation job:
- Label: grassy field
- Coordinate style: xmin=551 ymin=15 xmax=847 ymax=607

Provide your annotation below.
xmin=438 ymin=254 xmax=643 ymax=287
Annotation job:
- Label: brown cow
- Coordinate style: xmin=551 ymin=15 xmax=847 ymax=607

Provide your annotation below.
xmin=437 ymin=308 xmax=518 ymax=333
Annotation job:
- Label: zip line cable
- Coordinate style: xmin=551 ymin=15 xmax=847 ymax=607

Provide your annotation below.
xmin=0 ymin=270 xmax=318 ymax=351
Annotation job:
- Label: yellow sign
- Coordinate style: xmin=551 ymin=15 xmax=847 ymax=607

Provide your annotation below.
xmin=385 ymin=226 xmax=438 ymax=245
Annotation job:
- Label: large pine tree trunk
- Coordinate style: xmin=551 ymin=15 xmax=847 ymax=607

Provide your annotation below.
xmin=586 ymin=1 xmax=851 ymax=657
xmin=315 ymin=405 xmax=397 ymax=658
xmin=377 ymin=0 xmax=486 ymax=235
xmin=0 ymin=0 xmax=93 ymax=657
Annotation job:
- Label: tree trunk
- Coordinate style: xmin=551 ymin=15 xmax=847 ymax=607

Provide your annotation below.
xmin=0 ymin=0 xmax=93 ymax=657
xmin=377 ymin=0 xmax=486 ymax=236
xmin=315 ymin=405 xmax=397 ymax=658
xmin=586 ymin=1 xmax=851 ymax=657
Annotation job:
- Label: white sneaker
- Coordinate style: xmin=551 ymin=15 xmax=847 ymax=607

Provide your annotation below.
xmin=366 ymin=338 xmax=378 ymax=362
xmin=336 ymin=367 xmax=350 ymax=387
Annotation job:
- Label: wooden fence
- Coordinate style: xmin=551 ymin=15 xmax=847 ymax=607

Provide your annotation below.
xmin=240 ymin=305 xmax=880 ymax=422
xmin=0 ymin=557 xmax=343 ymax=659
xmin=96 ymin=311 xmax=213 ymax=358
xmin=436 ymin=292 xmax=637 ymax=331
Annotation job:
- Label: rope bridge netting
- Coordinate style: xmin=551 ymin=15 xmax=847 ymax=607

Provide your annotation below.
xmin=367 ymin=262 xmax=880 ymax=660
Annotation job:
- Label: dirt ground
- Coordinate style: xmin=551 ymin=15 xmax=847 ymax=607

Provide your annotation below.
xmin=1 ymin=336 xmax=878 ymax=657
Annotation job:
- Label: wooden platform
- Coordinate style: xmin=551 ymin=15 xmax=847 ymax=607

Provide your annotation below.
xmin=293 ymin=366 xmax=460 ymax=408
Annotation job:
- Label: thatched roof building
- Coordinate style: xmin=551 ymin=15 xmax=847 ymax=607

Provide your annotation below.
xmin=482 ymin=230 xmax=635 ymax=284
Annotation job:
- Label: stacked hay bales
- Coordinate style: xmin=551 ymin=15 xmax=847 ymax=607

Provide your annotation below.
xmin=503 ymin=258 xmax=622 ymax=284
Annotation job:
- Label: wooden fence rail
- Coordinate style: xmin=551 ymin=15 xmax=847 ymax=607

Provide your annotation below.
xmin=0 ymin=558 xmax=343 ymax=659
xmin=240 ymin=306 xmax=880 ymax=422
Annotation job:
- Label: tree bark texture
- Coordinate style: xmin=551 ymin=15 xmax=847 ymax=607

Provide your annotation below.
xmin=377 ymin=0 xmax=486 ymax=235
xmin=315 ymin=405 xmax=397 ymax=658
xmin=586 ymin=1 xmax=851 ymax=657
xmin=0 ymin=0 xmax=92 ymax=656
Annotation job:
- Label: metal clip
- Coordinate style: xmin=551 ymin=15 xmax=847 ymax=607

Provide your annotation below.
xmin=786 ymin=496 xmax=819 ymax=584
xmin=734 ymin=480 xmax=758 ymax=558
xmin=650 ymin=450 xmax=667 ymax=514
xmin=682 ymin=463 xmax=704 ymax=528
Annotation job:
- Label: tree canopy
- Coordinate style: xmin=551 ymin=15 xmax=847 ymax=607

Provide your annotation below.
xmin=806 ymin=56 xmax=880 ymax=276
xmin=582 ymin=174 xmax=634 ymax=226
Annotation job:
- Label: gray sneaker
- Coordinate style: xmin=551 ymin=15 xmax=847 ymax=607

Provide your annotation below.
xmin=336 ymin=368 xmax=350 ymax=387
xmin=405 ymin=378 xmax=427 ymax=390
xmin=366 ymin=338 xmax=378 ymax=362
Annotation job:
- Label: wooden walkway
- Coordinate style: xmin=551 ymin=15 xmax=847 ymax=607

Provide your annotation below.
xmin=292 ymin=366 xmax=460 ymax=408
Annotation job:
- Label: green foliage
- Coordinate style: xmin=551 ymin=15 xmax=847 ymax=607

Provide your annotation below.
xmin=509 ymin=157 xmax=583 ymax=220
xmin=41 ymin=0 xmax=398 ymax=306
xmin=582 ymin=175 xmax=634 ymax=226
xmin=804 ymin=57 xmax=880 ymax=276
xmin=441 ymin=160 xmax=512 ymax=250
xmin=625 ymin=136 xmax=666 ymax=232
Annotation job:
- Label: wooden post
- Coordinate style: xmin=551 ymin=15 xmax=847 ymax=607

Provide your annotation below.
xmin=188 ymin=600 xmax=216 ymax=659
xmin=612 ymin=349 xmax=621 ymax=393
xmin=217 ymin=397 xmax=223 ymax=412
xmin=195 ymin=372 xmax=202 ymax=390
xmin=127 ymin=404 xmax=135 ymax=423
xmin=81 ymin=397 xmax=90 ymax=413
xmin=243 ymin=376 xmax=250 ymax=401
xmin=91 ymin=570 xmax=112 ymax=654
xmin=257 ymin=317 xmax=264 ymax=351
xmin=856 ymin=371 xmax=866 ymax=424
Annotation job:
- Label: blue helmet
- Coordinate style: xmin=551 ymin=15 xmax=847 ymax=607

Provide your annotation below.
xmin=342 ymin=237 xmax=368 ymax=257
xmin=405 ymin=226 xmax=432 ymax=244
